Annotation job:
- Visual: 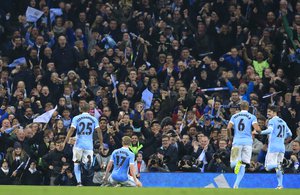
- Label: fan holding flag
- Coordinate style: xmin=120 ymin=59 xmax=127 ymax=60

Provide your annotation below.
xmin=25 ymin=7 xmax=44 ymax=23
xmin=33 ymin=105 xmax=58 ymax=130
xmin=50 ymin=8 xmax=63 ymax=24
xmin=33 ymin=105 xmax=57 ymax=124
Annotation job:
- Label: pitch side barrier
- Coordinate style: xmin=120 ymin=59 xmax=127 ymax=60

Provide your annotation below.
xmin=140 ymin=173 xmax=300 ymax=188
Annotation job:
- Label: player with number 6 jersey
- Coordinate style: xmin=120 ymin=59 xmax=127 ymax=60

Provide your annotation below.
xmin=63 ymin=101 xmax=103 ymax=186
xmin=227 ymin=101 xmax=260 ymax=188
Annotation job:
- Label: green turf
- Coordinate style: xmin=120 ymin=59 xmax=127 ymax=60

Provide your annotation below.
xmin=1 ymin=186 xmax=299 ymax=195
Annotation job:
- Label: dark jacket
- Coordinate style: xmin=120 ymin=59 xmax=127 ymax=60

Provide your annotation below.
xmin=52 ymin=45 xmax=79 ymax=74
xmin=160 ymin=145 xmax=179 ymax=172
xmin=22 ymin=169 xmax=42 ymax=185
xmin=141 ymin=129 xmax=162 ymax=161
xmin=42 ymin=149 xmax=67 ymax=176
xmin=0 ymin=168 xmax=13 ymax=185
xmin=54 ymin=172 xmax=77 ymax=186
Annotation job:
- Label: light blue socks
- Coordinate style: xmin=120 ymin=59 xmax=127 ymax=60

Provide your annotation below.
xmin=74 ymin=163 xmax=81 ymax=183
xmin=276 ymin=168 xmax=283 ymax=187
xmin=234 ymin=164 xmax=245 ymax=188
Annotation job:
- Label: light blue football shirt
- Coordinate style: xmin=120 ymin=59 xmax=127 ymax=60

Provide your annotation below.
xmin=229 ymin=110 xmax=258 ymax=146
xmin=110 ymin=147 xmax=135 ymax=182
xmin=262 ymin=116 xmax=292 ymax=153
xmin=71 ymin=112 xmax=99 ymax=150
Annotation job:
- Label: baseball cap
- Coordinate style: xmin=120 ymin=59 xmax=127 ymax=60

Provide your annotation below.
xmin=103 ymin=143 xmax=109 ymax=150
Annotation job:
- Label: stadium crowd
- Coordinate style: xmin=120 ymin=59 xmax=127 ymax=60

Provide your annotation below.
xmin=0 ymin=0 xmax=299 ymax=186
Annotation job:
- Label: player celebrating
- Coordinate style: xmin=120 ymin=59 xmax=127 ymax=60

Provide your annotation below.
xmin=103 ymin=136 xmax=142 ymax=187
xmin=254 ymin=105 xmax=292 ymax=189
xmin=227 ymin=101 xmax=260 ymax=188
xmin=63 ymin=101 xmax=103 ymax=186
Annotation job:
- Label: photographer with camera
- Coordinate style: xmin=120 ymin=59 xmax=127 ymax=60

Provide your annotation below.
xmin=155 ymin=134 xmax=178 ymax=171
xmin=283 ymin=140 xmax=300 ymax=173
xmin=207 ymin=139 xmax=231 ymax=172
xmin=147 ymin=151 xmax=169 ymax=172
xmin=54 ymin=163 xmax=76 ymax=186
xmin=177 ymin=155 xmax=200 ymax=172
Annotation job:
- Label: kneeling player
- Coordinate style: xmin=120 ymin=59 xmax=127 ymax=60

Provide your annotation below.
xmin=103 ymin=136 xmax=142 ymax=187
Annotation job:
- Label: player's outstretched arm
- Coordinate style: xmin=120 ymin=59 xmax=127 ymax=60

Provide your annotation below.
xmin=130 ymin=164 xmax=142 ymax=187
xmin=259 ymin=127 xmax=273 ymax=135
xmin=63 ymin=126 xmax=75 ymax=148
xmin=255 ymin=121 xmax=271 ymax=135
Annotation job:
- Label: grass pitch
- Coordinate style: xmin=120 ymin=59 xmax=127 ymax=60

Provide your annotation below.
xmin=1 ymin=186 xmax=299 ymax=195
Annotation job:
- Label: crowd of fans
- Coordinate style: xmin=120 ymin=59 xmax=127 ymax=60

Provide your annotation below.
xmin=0 ymin=0 xmax=299 ymax=186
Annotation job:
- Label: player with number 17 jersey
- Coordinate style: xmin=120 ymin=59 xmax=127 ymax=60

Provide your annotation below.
xmin=103 ymin=136 xmax=142 ymax=187
xmin=110 ymin=147 xmax=135 ymax=182
xmin=71 ymin=112 xmax=99 ymax=150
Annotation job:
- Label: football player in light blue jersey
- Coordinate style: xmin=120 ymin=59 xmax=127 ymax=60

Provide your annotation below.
xmin=227 ymin=101 xmax=260 ymax=188
xmin=254 ymin=105 xmax=292 ymax=189
xmin=103 ymin=136 xmax=142 ymax=187
xmin=63 ymin=102 xmax=103 ymax=186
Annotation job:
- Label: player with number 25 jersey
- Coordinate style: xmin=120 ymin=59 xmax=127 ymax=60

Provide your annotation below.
xmin=63 ymin=102 xmax=103 ymax=186
xmin=72 ymin=112 xmax=99 ymax=150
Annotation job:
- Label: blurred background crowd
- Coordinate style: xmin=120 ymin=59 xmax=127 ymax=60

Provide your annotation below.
xmin=0 ymin=0 xmax=299 ymax=186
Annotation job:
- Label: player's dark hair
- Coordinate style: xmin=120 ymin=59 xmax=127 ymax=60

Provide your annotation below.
xmin=268 ymin=105 xmax=279 ymax=113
